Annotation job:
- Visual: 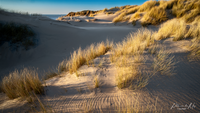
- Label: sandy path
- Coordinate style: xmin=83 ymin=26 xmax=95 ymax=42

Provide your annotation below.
xmin=41 ymin=52 xmax=124 ymax=113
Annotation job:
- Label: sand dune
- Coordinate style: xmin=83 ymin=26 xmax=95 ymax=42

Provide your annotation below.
xmin=0 ymin=6 xmax=200 ymax=113
xmin=0 ymin=11 xmax=140 ymax=80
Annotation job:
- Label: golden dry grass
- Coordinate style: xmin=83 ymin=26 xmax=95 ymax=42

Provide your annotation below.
xmin=102 ymin=8 xmax=108 ymax=12
xmin=188 ymin=37 xmax=200 ymax=60
xmin=110 ymin=29 xmax=154 ymax=89
xmin=116 ymin=64 xmax=139 ymax=89
xmin=183 ymin=7 xmax=200 ymax=23
xmin=133 ymin=54 xmax=145 ymax=63
xmin=1 ymin=68 xmax=44 ymax=99
xmin=185 ymin=21 xmax=200 ymax=38
xmin=138 ymin=0 xmax=158 ymax=12
xmin=115 ymin=55 xmax=149 ymax=89
xmin=94 ymin=76 xmax=100 ymax=88
xmin=113 ymin=6 xmax=139 ymax=23
xmin=42 ymin=41 xmax=113 ymax=78
xmin=89 ymin=13 xmax=95 ymax=17
xmin=130 ymin=12 xmax=141 ymax=22
xmin=155 ymin=19 xmax=187 ymax=41
xmin=156 ymin=17 xmax=200 ymax=41
xmin=112 ymin=0 xmax=199 ymax=24
xmin=148 ymin=44 xmax=158 ymax=55
xmin=112 ymin=29 xmax=154 ymax=58
xmin=58 ymin=41 xmax=113 ymax=75
xmin=159 ymin=0 xmax=176 ymax=10
xmin=43 ymin=71 xmax=58 ymax=80
xmin=58 ymin=59 xmax=69 ymax=73
xmin=68 ymin=47 xmax=86 ymax=74
xmin=171 ymin=0 xmax=200 ymax=23
xmin=152 ymin=48 xmax=175 ymax=76
xmin=112 ymin=13 xmax=127 ymax=23
xmin=141 ymin=6 xmax=168 ymax=25
xmin=126 ymin=6 xmax=140 ymax=15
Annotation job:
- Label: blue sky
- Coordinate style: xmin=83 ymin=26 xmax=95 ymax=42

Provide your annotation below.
xmin=0 ymin=0 xmax=147 ymax=14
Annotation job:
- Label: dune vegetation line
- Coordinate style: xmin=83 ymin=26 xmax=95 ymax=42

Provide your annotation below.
xmin=0 ymin=0 xmax=199 ymax=112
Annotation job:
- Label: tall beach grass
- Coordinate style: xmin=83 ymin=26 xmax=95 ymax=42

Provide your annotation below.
xmin=1 ymin=68 xmax=44 ymax=99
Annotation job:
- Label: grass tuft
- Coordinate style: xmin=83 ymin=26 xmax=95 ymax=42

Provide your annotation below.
xmin=43 ymin=71 xmax=58 ymax=80
xmin=68 ymin=47 xmax=86 ymax=74
xmin=94 ymin=76 xmax=100 ymax=88
xmin=138 ymin=0 xmax=158 ymax=12
xmin=188 ymin=38 xmax=200 ymax=60
xmin=152 ymin=48 xmax=175 ymax=76
xmin=56 ymin=41 xmax=113 ymax=75
xmin=116 ymin=65 xmax=138 ymax=89
xmin=112 ymin=29 xmax=154 ymax=58
xmin=155 ymin=19 xmax=187 ymax=41
xmin=1 ymin=68 xmax=44 ymax=99
xmin=110 ymin=29 xmax=154 ymax=89
xmin=141 ymin=6 xmax=168 ymax=25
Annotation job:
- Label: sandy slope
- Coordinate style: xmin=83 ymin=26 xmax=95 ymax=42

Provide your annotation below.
xmin=0 ymin=11 xmax=200 ymax=113
xmin=0 ymin=12 xmax=145 ymax=80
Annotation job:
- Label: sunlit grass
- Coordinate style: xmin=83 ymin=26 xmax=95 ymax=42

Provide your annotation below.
xmin=141 ymin=6 xmax=168 ymax=25
xmin=155 ymin=19 xmax=187 ymax=41
xmin=171 ymin=0 xmax=200 ymax=23
xmin=138 ymin=0 xmax=158 ymax=12
xmin=57 ymin=41 xmax=113 ymax=75
xmin=94 ymin=76 xmax=100 ymax=88
xmin=110 ymin=29 xmax=154 ymax=89
xmin=130 ymin=12 xmax=141 ymax=22
xmin=1 ymin=68 xmax=44 ymax=99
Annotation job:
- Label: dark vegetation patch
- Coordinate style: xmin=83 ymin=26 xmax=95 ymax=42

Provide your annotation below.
xmin=0 ymin=22 xmax=36 ymax=50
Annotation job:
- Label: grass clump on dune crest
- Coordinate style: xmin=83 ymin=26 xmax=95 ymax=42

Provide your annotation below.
xmin=183 ymin=7 xmax=200 ymax=23
xmin=156 ymin=18 xmax=200 ymax=41
xmin=58 ymin=41 xmax=113 ymax=75
xmin=112 ymin=29 xmax=154 ymax=59
xmin=155 ymin=19 xmax=187 ymax=41
xmin=113 ymin=6 xmax=139 ymax=23
xmin=141 ymin=6 xmax=168 ymax=25
xmin=138 ymin=0 xmax=158 ymax=12
xmin=68 ymin=47 xmax=86 ymax=74
xmin=112 ymin=0 xmax=199 ymax=24
xmin=126 ymin=6 xmax=140 ymax=15
xmin=110 ymin=29 xmax=154 ymax=89
xmin=159 ymin=0 xmax=176 ymax=10
xmin=171 ymin=0 xmax=200 ymax=23
xmin=84 ymin=41 xmax=113 ymax=66
xmin=1 ymin=68 xmax=44 ymax=99
xmin=130 ymin=12 xmax=141 ymax=22
xmin=112 ymin=13 xmax=129 ymax=23
xmin=185 ymin=21 xmax=200 ymax=38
